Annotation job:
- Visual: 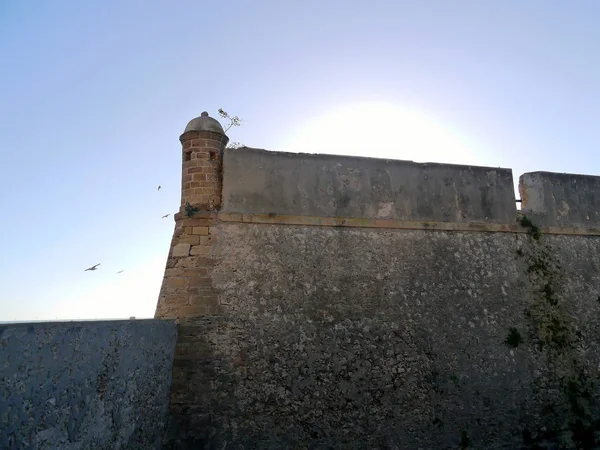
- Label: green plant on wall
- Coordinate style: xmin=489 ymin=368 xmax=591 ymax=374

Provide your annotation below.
xmin=518 ymin=217 xmax=600 ymax=448
xmin=503 ymin=327 xmax=523 ymax=348
xmin=218 ymin=108 xmax=244 ymax=149
xmin=184 ymin=202 xmax=199 ymax=218
xmin=519 ymin=214 xmax=542 ymax=240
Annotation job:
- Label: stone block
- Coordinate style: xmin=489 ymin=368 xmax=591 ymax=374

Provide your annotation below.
xmin=165 ymin=277 xmax=187 ymax=288
xmin=190 ymin=245 xmax=209 ymax=256
xmin=189 ymin=276 xmax=212 ymax=287
xmin=179 ymin=305 xmax=207 ymax=317
xmin=172 ymin=243 xmax=191 ymax=257
xmin=192 ymin=226 xmax=210 ymax=235
xmin=199 ymin=236 xmax=213 ymax=245
xmin=178 ymin=235 xmax=201 ymax=245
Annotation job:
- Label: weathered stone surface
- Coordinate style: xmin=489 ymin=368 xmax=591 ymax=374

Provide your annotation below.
xmin=163 ymin=222 xmax=600 ymax=449
xmin=0 ymin=319 xmax=177 ymax=450
xmin=520 ymin=171 xmax=600 ymax=227
xmin=222 ymin=147 xmax=516 ymax=223
xmin=172 ymin=243 xmax=190 ymax=257
xmin=191 ymin=226 xmax=209 ymax=235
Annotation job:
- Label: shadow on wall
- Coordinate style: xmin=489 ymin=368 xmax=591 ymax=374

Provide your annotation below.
xmin=0 ymin=319 xmax=177 ymax=450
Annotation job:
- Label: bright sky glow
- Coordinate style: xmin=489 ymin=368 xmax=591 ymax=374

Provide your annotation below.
xmin=2 ymin=1 xmax=600 ymax=322
xmin=282 ymin=101 xmax=481 ymax=166
xmin=47 ymin=256 xmax=164 ymax=321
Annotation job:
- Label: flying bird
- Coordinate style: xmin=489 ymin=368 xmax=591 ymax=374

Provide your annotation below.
xmin=117 ymin=270 xmax=124 ymax=274
xmin=161 ymin=214 xmax=170 ymax=219
xmin=157 ymin=185 xmax=161 ymax=191
xmin=85 ymin=264 xmax=100 ymax=271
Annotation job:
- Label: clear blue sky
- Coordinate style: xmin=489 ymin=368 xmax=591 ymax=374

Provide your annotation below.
xmin=1 ymin=1 xmax=600 ymax=321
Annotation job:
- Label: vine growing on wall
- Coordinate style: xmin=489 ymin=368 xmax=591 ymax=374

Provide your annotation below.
xmin=519 ymin=215 xmax=542 ymax=241
xmin=516 ymin=213 xmax=599 ymax=449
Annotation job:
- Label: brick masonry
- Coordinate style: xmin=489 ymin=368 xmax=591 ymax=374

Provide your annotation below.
xmin=180 ymin=130 xmax=229 ymax=210
xmin=155 ymin=126 xmax=228 ymax=321
xmin=155 ymin=214 xmax=221 ymax=320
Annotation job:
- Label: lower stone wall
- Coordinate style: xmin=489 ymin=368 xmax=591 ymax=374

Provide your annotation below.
xmin=0 ymin=319 xmax=177 ymax=450
xmin=165 ymin=222 xmax=600 ymax=449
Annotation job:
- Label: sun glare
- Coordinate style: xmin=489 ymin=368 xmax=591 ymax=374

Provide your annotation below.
xmin=281 ymin=102 xmax=481 ymax=166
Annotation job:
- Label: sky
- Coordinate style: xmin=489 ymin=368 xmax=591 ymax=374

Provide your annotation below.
xmin=1 ymin=1 xmax=600 ymax=321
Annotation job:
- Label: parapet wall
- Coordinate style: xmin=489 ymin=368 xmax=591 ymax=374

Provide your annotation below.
xmin=520 ymin=171 xmax=600 ymax=228
xmin=0 ymin=320 xmax=177 ymax=450
xmin=222 ymin=147 xmax=516 ymax=223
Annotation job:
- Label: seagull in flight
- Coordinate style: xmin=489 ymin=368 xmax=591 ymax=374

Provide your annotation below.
xmin=161 ymin=214 xmax=170 ymax=219
xmin=157 ymin=185 xmax=161 ymax=191
xmin=85 ymin=263 xmax=100 ymax=271
xmin=117 ymin=270 xmax=124 ymax=274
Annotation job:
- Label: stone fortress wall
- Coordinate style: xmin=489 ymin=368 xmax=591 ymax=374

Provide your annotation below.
xmin=3 ymin=110 xmax=600 ymax=449
xmin=156 ymin=112 xmax=600 ymax=449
